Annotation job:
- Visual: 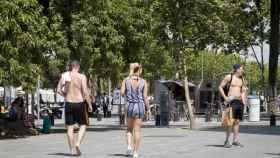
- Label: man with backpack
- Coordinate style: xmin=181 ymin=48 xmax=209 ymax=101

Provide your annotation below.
xmin=219 ymin=64 xmax=247 ymax=148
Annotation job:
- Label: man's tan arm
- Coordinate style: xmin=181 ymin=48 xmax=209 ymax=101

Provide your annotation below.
xmin=241 ymin=82 xmax=248 ymax=105
xmin=218 ymin=75 xmax=230 ymax=101
xmin=57 ymin=77 xmax=65 ymax=97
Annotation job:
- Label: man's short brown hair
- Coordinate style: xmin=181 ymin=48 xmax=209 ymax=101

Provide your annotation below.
xmin=70 ymin=60 xmax=80 ymax=68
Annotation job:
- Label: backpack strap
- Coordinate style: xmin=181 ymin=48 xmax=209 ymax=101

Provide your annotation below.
xmin=228 ymin=73 xmax=233 ymax=90
xmin=240 ymin=76 xmax=245 ymax=93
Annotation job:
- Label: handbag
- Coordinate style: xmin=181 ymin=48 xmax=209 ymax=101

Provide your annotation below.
xmin=83 ymin=101 xmax=90 ymax=126
xmin=221 ymin=107 xmax=234 ymax=128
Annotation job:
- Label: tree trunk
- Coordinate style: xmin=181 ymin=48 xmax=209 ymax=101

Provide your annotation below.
xmin=268 ymin=0 xmax=280 ymax=98
xmin=194 ymin=79 xmax=203 ymax=113
xmin=108 ymin=77 xmax=111 ymax=97
xmin=184 ymin=77 xmax=197 ymax=129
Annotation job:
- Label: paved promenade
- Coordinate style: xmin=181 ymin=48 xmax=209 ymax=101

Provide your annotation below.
xmin=0 ymin=117 xmax=279 ymax=158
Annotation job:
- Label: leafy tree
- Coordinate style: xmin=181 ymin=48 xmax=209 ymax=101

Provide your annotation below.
xmin=0 ymin=0 xmax=48 ymax=92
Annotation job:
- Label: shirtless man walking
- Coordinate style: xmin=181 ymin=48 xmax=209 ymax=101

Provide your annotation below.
xmin=57 ymin=60 xmax=92 ymax=155
xmin=219 ymin=64 xmax=247 ymax=148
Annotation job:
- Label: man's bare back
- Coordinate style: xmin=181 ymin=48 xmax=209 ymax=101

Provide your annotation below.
xmin=57 ymin=71 xmax=90 ymax=104
xmin=65 ymin=72 xmax=88 ymax=103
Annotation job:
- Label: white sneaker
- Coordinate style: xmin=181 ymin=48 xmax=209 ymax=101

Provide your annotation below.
xmin=133 ymin=153 xmax=139 ymax=158
xmin=126 ymin=146 xmax=132 ymax=156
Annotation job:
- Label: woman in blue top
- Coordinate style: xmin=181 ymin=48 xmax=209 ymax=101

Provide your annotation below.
xmin=121 ymin=63 xmax=149 ymax=158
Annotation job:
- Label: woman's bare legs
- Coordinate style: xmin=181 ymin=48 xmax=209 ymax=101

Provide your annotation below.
xmin=126 ymin=118 xmax=134 ymax=155
xmin=133 ymin=118 xmax=142 ymax=156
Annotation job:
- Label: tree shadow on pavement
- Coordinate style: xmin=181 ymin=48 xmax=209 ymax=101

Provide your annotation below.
xmin=199 ymin=125 xmax=280 ymax=136
xmin=144 ymin=135 xmax=186 ymax=138
xmin=205 ymin=144 xmax=225 ymax=148
xmin=49 ymin=124 xmax=188 ymax=134
xmin=0 ymin=135 xmax=28 ymax=140
xmin=108 ymin=154 xmax=129 ymax=157
xmin=49 ymin=125 xmax=124 ymax=134
xmin=48 ymin=153 xmax=78 ymax=157
xmin=264 ymin=153 xmax=280 ymax=156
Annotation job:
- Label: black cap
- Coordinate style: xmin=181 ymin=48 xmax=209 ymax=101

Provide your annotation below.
xmin=233 ymin=64 xmax=241 ymax=70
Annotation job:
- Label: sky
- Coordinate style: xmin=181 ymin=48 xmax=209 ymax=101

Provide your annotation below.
xmin=247 ymin=42 xmax=270 ymax=64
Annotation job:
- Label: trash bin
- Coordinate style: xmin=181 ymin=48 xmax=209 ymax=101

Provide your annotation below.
xmin=248 ymin=95 xmax=260 ymax=122
xmin=41 ymin=117 xmax=51 ymax=134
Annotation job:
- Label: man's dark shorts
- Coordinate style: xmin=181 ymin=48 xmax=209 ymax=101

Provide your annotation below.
xmin=229 ymin=99 xmax=244 ymax=120
xmin=65 ymin=102 xmax=88 ymax=125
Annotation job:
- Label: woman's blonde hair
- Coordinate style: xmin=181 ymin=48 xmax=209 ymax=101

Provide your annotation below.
xmin=129 ymin=63 xmax=142 ymax=77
